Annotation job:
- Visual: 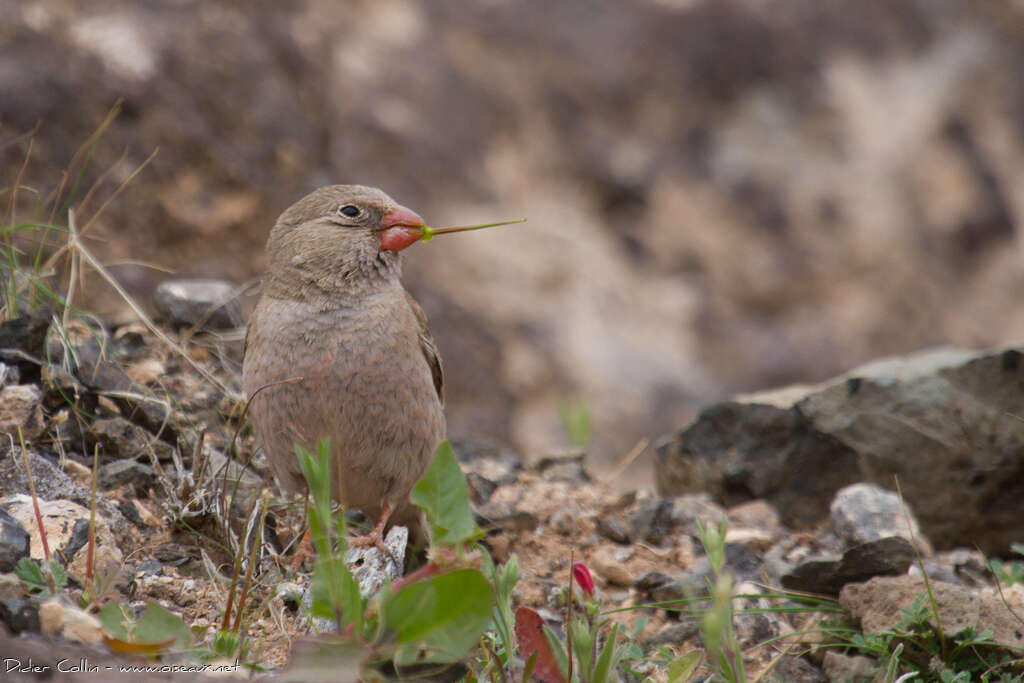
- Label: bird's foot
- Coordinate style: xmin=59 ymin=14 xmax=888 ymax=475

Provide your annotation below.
xmin=349 ymin=503 xmax=398 ymax=565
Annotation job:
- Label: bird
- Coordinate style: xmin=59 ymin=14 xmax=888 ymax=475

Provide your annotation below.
xmin=242 ymin=184 xmax=445 ymax=552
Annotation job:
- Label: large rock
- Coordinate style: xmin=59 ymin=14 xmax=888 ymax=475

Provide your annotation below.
xmin=656 ymin=347 xmax=1024 ymax=553
xmin=840 ymin=575 xmax=1024 ymax=653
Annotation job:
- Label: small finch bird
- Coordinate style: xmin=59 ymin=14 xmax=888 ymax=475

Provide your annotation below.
xmin=242 ymin=185 xmax=445 ymax=549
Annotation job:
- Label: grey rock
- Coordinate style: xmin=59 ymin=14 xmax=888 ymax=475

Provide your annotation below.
xmin=644 ymin=619 xmax=699 ymax=647
xmin=830 ymin=482 xmax=930 ymax=551
xmin=0 ymin=597 xmax=40 ymax=634
xmin=474 ymin=501 xmax=539 ymax=533
xmin=154 ymin=278 xmax=243 ymax=330
xmin=781 ymin=537 xmax=914 ymax=596
xmin=57 ymin=518 xmax=90 ymax=565
xmin=0 ymin=509 xmax=29 ymax=572
xmin=822 ymin=651 xmax=876 ymax=683
xmin=670 ymin=493 xmax=728 ymax=533
xmin=0 ymin=451 xmax=131 ymax=551
xmin=450 ymin=435 xmax=521 ymax=486
xmin=0 ymin=362 xmax=20 ymax=389
xmin=99 ymin=460 xmax=156 ymax=494
xmin=0 ymin=310 xmax=50 ymax=378
xmin=656 ymin=347 xmax=1024 ymax=553
xmin=771 ymin=654 xmax=827 ymax=683
xmin=465 ymin=471 xmax=498 ymax=504
xmin=73 ymin=339 xmax=180 ymax=444
xmin=91 ymin=417 xmax=175 ymax=462
xmin=304 ymin=525 xmax=406 ymax=634
xmin=656 ymin=402 xmax=860 ymax=530
xmin=626 ymin=496 xmax=674 ymax=545
xmin=595 ymin=513 xmax=631 ymax=544
xmin=536 ymin=451 xmax=590 ymax=483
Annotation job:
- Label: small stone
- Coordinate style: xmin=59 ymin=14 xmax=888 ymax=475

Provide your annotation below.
xmin=474 ymin=501 xmax=539 ymax=532
xmin=450 ymin=435 xmax=521 ymax=485
xmin=465 ymin=471 xmax=498 ymax=504
xmin=536 ymin=451 xmax=590 ymax=482
xmin=154 ymin=278 xmax=244 ymax=330
xmin=781 ymin=537 xmax=914 ymax=596
xmin=771 ymin=654 xmax=827 ymax=682
xmin=39 ymin=597 xmax=104 ymax=643
xmin=99 ymin=460 xmax=155 ymax=494
xmin=0 ymin=362 xmax=21 ymax=388
xmin=91 ymin=417 xmax=175 ymax=462
xmin=644 ymin=620 xmax=699 ymax=647
xmin=723 ymin=527 xmax=774 ymax=550
xmin=822 ymin=651 xmax=876 ymax=683
xmin=0 ymin=384 xmax=45 ymax=441
xmin=0 ymin=508 xmax=30 ymax=572
xmin=728 ymin=499 xmax=780 ymax=532
xmin=0 ymin=597 xmax=40 ymax=634
xmin=830 ymin=483 xmax=930 ymax=553
xmin=125 ymin=358 xmax=167 ymax=385
xmin=549 ymin=507 xmax=580 ymax=535
xmin=303 ymin=526 xmax=407 ymax=634
xmin=626 ymin=496 xmax=674 ymax=545
xmin=590 ymin=548 xmax=633 ymax=587
xmin=595 ymin=513 xmax=631 ymax=544
xmin=670 ymin=493 xmax=727 ymax=532
xmin=117 ymin=499 xmax=149 ymax=529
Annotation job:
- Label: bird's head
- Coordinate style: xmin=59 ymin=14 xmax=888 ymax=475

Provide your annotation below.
xmin=263 ymin=184 xmax=425 ymax=302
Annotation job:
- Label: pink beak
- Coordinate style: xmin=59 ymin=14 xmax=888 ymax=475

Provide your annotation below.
xmin=380 ymin=204 xmax=426 ymax=252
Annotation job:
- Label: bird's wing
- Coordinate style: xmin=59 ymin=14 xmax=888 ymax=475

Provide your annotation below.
xmin=405 ymin=291 xmax=444 ymax=404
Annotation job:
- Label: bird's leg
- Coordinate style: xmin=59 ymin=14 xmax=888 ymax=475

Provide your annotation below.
xmin=350 ymin=501 xmax=394 ymax=557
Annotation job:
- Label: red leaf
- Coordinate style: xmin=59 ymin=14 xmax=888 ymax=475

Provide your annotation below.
xmin=514 ymin=607 xmax=567 ymax=683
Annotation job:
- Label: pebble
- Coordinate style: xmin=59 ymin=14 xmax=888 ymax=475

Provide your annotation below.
xmin=154 ymin=278 xmax=244 ymax=330
xmin=0 ymin=508 xmax=30 ymax=572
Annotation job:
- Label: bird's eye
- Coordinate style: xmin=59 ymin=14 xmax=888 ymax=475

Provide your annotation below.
xmin=339 ymin=205 xmax=361 ymax=218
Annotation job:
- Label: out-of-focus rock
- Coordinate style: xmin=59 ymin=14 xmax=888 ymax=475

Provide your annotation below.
xmin=830 ymin=483 xmax=931 ymax=553
xmin=154 ymin=278 xmax=243 ymax=331
xmin=0 ymin=509 xmax=30 ymax=572
xmin=840 ymin=575 xmax=1024 ymax=652
xmin=657 ymin=347 xmax=1024 ymax=553
xmin=781 ymin=537 xmax=914 ymax=597
xmin=0 ymin=384 xmax=45 ymax=441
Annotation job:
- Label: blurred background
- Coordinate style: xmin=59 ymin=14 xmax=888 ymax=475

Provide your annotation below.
xmin=2 ymin=0 xmax=1023 ymax=483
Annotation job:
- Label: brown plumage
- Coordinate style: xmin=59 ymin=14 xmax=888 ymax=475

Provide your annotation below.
xmin=242 ymin=185 xmax=445 ymax=547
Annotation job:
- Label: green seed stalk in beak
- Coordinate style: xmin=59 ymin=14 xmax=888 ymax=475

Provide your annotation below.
xmin=419 ymin=217 xmax=527 ymax=241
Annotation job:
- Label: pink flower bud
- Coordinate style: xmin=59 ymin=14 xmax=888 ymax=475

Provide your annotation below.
xmin=572 ymin=561 xmax=595 ymax=597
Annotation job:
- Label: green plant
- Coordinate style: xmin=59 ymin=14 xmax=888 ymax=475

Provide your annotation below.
xmin=558 ymin=398 xmax=592 ymax=451
xmin=287 ymin=438 xmax=493 ymax=679
xmin=695 ymin=518 xmax=745 ymax=682
xmin=989 ymin=544 xmax=1024 ymax=587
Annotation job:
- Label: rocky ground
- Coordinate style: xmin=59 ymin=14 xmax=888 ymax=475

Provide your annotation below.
xmin=0 ymin=290 xmax=1022 ymax=681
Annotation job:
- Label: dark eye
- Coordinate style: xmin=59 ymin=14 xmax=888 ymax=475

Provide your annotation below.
xmin=339 ymin=205 xmax=361 ymax=218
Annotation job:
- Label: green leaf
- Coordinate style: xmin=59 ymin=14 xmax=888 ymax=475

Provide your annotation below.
xmin=97 ymin=602 xmax=131 ymax=640
xmin=382 ymin=568 xmax=492 ymax=665
xmin=135 ymin=602 xmax=192 ymax=649
xmin=14 ymin=557 xmax=45 ymax=590
xmin=667 ymin=650 xmax=702 ymax=683
xmin=592 ymin=622 xmax=619 ymax=683
xmin=410 ymin=440 xmax=481 ymax=546
xmin=46 ymin=560 xmax=68 ymax=590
